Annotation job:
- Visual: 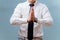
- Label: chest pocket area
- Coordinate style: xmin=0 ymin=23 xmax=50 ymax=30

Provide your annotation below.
xmin=34 ymin=7 xmax=42 ymax=19
xmin=21 ymin=7 xmax=29 ymax=18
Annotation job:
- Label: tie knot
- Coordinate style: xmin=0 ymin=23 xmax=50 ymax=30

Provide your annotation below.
xmin=29 ymin=4 xmax=34 ymax=7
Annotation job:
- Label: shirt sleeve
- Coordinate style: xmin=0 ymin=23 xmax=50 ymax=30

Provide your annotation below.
xmin=10 ymin=4 xmax=27 ymax=25
xmin=37 ymin=5 xmax=53 ymax=26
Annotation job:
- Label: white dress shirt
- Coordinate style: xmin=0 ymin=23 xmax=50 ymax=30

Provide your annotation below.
xmin=10 ymin=1 xmax=53 ymax=37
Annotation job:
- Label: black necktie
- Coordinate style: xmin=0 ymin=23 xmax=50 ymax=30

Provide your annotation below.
xmin=27 ymin=4 xmax=34 ymax=40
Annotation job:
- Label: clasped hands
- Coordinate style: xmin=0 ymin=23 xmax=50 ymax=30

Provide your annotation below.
xmin=27 ymin=7 xmax=37 ymax=23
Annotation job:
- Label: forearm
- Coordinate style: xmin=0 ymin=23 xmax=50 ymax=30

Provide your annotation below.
xmin=10 ymin=17 xmax=27 ymax=25
xmin=37 ymin=18 xmax=53 ymax=26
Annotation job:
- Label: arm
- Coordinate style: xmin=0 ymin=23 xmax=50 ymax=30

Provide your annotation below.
xmin=10 ymin=4 xmax=27 ymax=25
xmin=37 ymin=5 xmax=53 ymax=26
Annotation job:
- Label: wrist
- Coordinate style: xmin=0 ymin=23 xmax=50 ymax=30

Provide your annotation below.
xmin=34 ymin=18 xmax=38 ymax=23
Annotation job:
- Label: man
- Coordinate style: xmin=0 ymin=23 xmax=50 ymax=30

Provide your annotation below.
xmin=10 ymin=0 xmax=53 ymax=40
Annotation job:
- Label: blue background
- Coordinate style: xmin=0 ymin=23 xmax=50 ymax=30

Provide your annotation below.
xmin=0 ymin=0 xmax=60 ymax=40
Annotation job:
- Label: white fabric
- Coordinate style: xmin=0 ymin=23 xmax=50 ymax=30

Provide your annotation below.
xmin=10 ymin=1 xmax=53 ymax=37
